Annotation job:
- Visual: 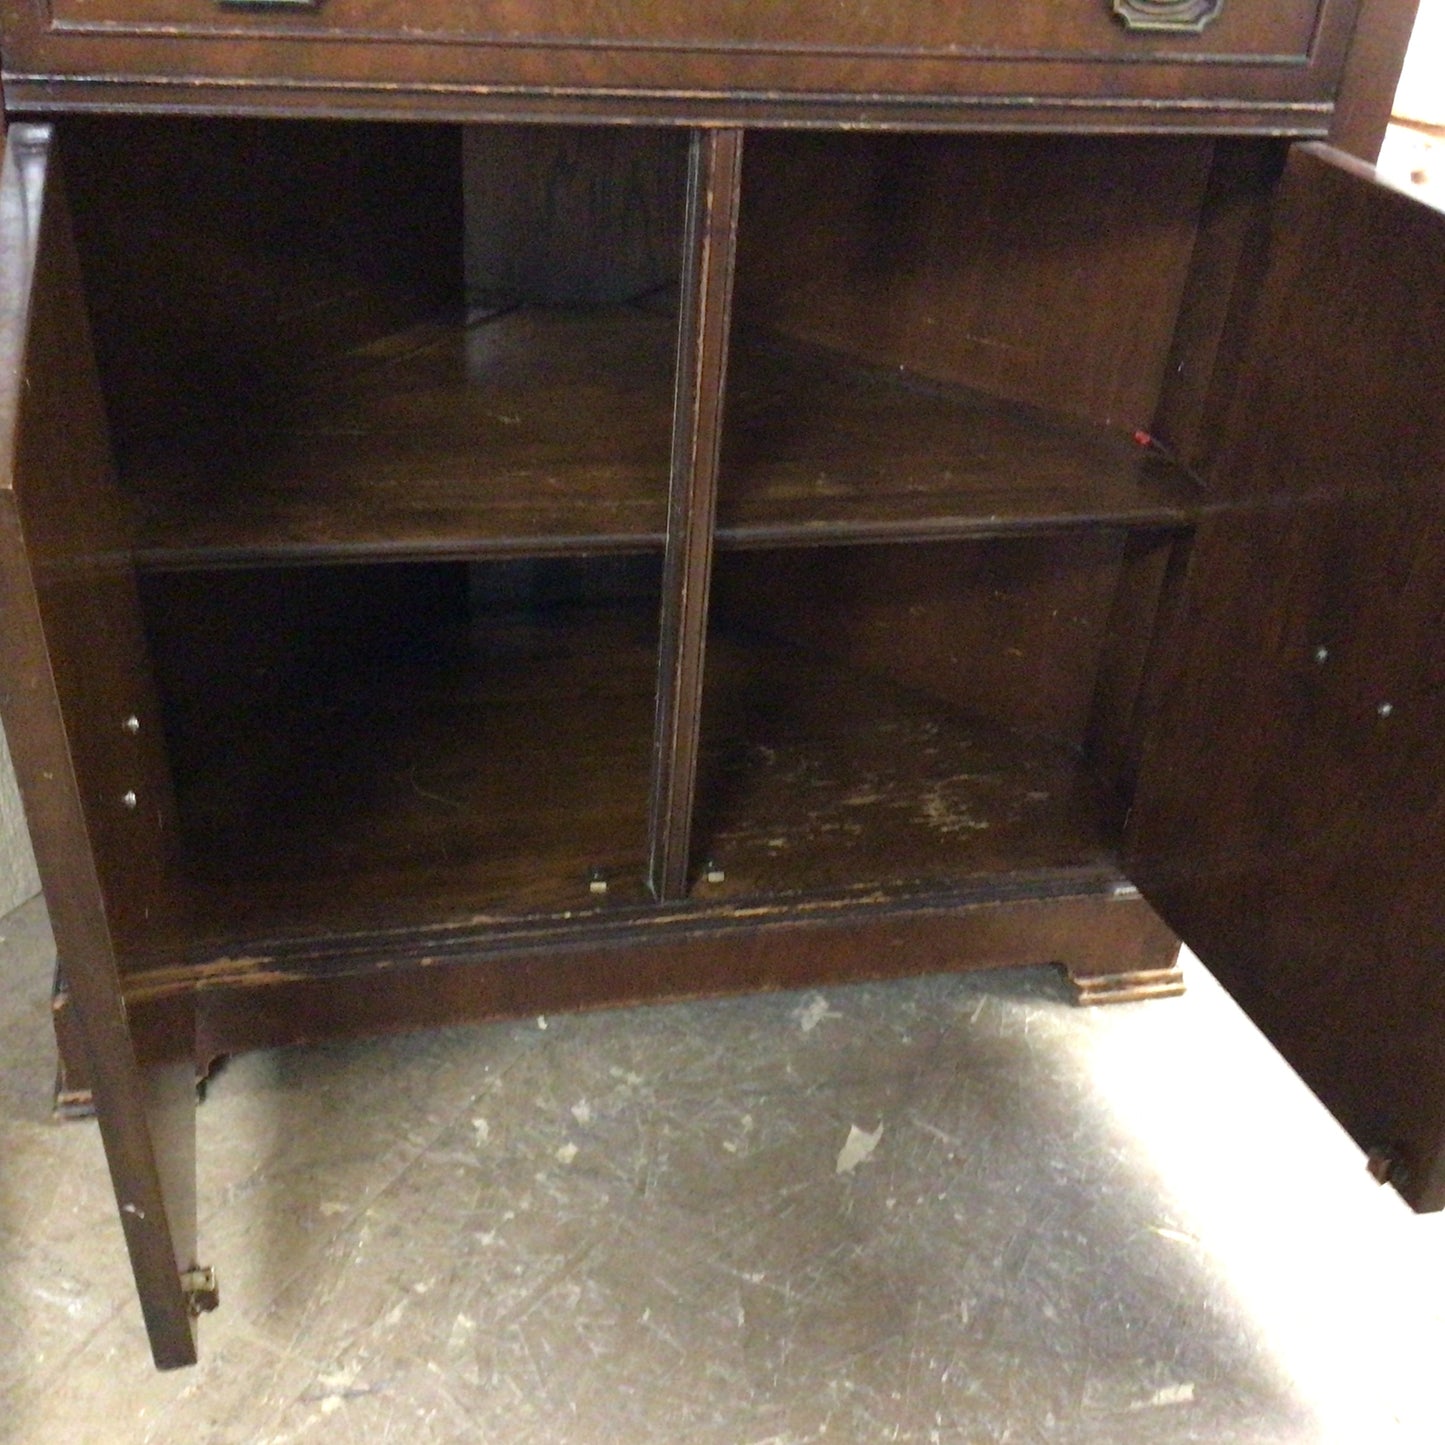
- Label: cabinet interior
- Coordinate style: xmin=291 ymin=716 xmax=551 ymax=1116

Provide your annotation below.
xmin=140 ymin=557 xmax=664 ymax=944
xmin=54 ymin=117 xmax=1287 ymax=959
xmin=64 ymin=117 xmax=686 ymax=566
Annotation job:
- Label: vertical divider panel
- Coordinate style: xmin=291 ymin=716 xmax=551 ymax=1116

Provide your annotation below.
xmin=0 ymin=125 xmax=201 ymax=1368
xmin=647 ymin=128 xmax=744 ymax=901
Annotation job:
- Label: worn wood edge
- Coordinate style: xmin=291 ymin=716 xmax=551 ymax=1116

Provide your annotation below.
xmin=128 ymin=513 xmax=1198 ymax=575
xmin=1 ymin=78 xmax=1338 ymax=135
xmin=52 ymin=1074 xmax=97 ymax=1117
xmin=1058 ymin=888 xmax=1184 ymax=1003
xmin=0 ymin=125 xmax=46 ymax=496
xmin=123 ymin=889 xmax=1181 ymax=1073
xmin=121 ymin=868 xmax=1137 ymax=1002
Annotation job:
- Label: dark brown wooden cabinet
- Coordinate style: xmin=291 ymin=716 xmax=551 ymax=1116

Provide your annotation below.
xmin=0 ymin=0 xmax=1434 ymax=1370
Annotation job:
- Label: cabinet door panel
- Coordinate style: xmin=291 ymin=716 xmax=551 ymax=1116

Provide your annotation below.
xmin=0 ymin=124 xmax=201 ymax=1364
xmin=1129 ymin=144 xmax=1445 ymax=1208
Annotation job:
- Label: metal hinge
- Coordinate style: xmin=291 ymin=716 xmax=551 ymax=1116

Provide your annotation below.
xmin=1366 ymin=1146 xmax=1410 ymax=1190
xmin=181 ymin=1266 xmax=220 ymax=1318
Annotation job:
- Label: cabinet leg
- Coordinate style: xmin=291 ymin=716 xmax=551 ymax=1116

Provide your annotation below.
xmin=1066 ymin=961 xmax=1186 ymax=1005
xmin=51 ymin=961 xmax=97 ymax=1118
xmin=53 ymin=963 xmax=222 ymax=1115
xmin=1062 ymin=896 xmax=1185 ymax=1005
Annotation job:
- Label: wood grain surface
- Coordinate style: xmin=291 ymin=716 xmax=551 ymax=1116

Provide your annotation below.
xmin=0 ymin=125 xmax=199 ymax=1368
xmin=1129 ymin=145 xmax=1445 ymax=1209
xmin=4 ymin=0 xmax=1367 ymax=130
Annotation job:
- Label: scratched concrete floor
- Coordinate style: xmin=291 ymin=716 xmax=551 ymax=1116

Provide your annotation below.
xmin=3 ymin=894 xmax=1445 ymax=1444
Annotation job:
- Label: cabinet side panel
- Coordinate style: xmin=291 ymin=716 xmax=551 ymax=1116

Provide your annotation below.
xmin=1129 ymin=146 xmax=1445 ymax=1209
xmin=0 ymin=125 xmax=199 ymax=1364
xmin=1330 ymin=0 xmax=1422 ymax=158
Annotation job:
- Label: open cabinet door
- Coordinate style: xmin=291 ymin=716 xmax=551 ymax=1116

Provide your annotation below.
xmin=0 ymin=125 xmax=205 ymax=1364
xmin=1129 ymin=143 xmax=1445 ymax=1210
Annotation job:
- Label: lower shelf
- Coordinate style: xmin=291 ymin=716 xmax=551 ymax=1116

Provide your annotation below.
xmin=694 ymin=627 xmax=1122 ymax=900
xmin=153 ymin=571 xmax=661 ymax=944
xmin=148 ymin=564 xmax=1127 ymax=956
xmin=112 ymin=577 xmax=1170 ymax=1075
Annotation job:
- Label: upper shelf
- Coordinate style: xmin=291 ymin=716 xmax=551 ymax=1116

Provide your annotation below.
xmin=124 ymin=305 xmax=678 ymax=568
xmin=718 ymin=335 xmax=1199 ymax=546
xmin=123 ymin=308 xmax=1200 ymax=570
xmin=2 ymin=0 xmax=1365 ymax=132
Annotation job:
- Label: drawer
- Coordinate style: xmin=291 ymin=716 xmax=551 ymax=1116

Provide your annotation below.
xmin=43 ymin=0 xmax=1325 ymax=62
xmin=3 ymin=0 xmax=1358 ymax=129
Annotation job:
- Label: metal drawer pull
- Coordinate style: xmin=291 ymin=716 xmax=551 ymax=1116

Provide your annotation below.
xmin=1112 ymin=0 xmax=1223 ymax=33
xmin=216 ymin=0 xmax=321 ymax=9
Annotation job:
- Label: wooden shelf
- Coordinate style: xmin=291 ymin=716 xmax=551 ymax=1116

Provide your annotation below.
xmin=693 ymin=626 xmax=1122 ymax=901
xmin=158 ymin=581 xmax=1120 ymax=948
xmin=159 ymin=590 xmax=661 ymax=944
xmin=122 ymin=307 xmax=1198 ymax=572
xmin=124 ymin=305 xmax=679 ymax=569
xmin=717 ymin=333 xmax=1200 ymax=546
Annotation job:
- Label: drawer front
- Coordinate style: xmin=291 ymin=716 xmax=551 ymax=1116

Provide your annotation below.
xmin=5 ymin=0 xmax=1360 ymax=128
xmin=43 ymin=0 xmax=1324 ymax=62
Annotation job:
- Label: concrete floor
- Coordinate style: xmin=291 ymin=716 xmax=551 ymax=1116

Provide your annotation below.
xmin=3 ymin=894 xmax=1445 ymax=1444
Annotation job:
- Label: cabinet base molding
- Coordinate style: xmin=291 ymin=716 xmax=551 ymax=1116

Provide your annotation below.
xmin=50 ymin=885 xmax=1182 ymax=1094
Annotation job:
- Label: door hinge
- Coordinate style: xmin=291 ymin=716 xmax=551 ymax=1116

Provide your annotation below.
xmin=1365 ymin=1145 xmax=1410 ymax=1189
xmin=181 ymin=1266 xmax=220 ymax=1317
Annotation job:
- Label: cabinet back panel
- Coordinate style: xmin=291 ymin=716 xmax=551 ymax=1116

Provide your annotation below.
xmin=60 ymin=118 xmax=464 ymax=456
xmin=734 ymin=132 xmax=1214 ymax=431
xmin=712 ymin=536 xmax=1126 ymax=753
xmin=463 ymin=126 xmax=688 ymax=308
